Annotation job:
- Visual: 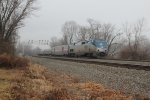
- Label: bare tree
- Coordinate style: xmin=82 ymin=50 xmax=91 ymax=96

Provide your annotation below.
xmin=0 ymin=0 xmax=37 ymax=54
xmin=62 ymin=21 xmax=78 ymax=44
xmin=61 ymin=33 xmax=68 ymax=45
xmin=87 ymin=19 xmax=123 ymax=56
xmin=16 ymin=41 xmax=33 ymax=56
xmin=74 ymin=26 xmax=90 ymax=41
xmin=121 ymin=18 xmax=148 ymax=59
xmin=87 ymin=18 xmax=102 ymax=39
xmin=59 ymin=19 xmax=123 ymax=56
xmin=101 ymin=23 xmax=122 ymax=56
xmin=138 ymin=37 xmax=150 ymax=60
xmin=50 ymin=37 xmax=59 ymax=48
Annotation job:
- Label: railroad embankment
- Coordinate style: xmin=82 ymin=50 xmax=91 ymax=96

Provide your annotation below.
xmin=33 ymin=57 xmax=150 ymax=100
xmin=0 ymin=54 xmax=149 ymax=100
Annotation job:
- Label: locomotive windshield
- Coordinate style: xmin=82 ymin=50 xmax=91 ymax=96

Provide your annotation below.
xmin=93 ymin=40 xmax=108 ymax=48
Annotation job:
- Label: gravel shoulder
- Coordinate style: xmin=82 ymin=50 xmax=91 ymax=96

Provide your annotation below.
xmin=32 ymin=57 xmax=150 ymax=97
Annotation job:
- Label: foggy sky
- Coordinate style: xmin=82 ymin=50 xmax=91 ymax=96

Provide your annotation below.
xmin=20 ymin=0 xmax=150 ymax=43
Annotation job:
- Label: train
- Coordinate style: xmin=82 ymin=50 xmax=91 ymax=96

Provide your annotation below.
xmin=51 ymin=39 xmax=108 ymax=57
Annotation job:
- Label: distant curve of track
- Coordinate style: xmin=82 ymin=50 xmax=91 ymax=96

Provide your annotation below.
xmin=34 ymin=56 xmax=150 ymax=71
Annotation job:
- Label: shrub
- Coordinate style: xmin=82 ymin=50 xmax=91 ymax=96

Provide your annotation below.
xmin=45 ymin=88 xmax=69 ymax=100
xmin=119 ymin=46 xmax=150 ymax=60
xmin=0 ymin=53 xmax=29 ymax=68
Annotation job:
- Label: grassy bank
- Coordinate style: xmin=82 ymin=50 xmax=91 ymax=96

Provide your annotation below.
xmin=0 ymin=54 xmax=149 ymax=100
xmin=11 ymin=64 xmax=131 ymax=100
xmin=0 ymin=64 xmax=132 ymax=100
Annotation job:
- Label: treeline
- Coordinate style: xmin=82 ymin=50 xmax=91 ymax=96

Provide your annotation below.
xmin=50 ymin=18 xmax=150 ymax=60
xmin=16 ymin=42 xmax=48 ymax=56
xmin=0 ymin=0 xmax=37 ymax=55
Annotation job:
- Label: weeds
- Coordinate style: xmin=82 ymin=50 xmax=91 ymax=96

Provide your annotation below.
xmin=0 ymin=53 xmax=29 ymax=68
xmin=10 ymin=63 xmax=150 ymax=100
xmin=0 ymin=55 xmax=149 ymax=100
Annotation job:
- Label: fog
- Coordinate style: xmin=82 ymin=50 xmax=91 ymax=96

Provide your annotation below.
xmin=20 ymin=0 xmax=150 ymax=44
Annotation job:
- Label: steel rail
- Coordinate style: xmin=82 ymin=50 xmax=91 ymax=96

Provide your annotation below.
xmin=34 ymin=56 xmax=150 ymax=71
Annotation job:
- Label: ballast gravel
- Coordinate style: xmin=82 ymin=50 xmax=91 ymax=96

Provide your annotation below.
xmin=32 ymin=57 xmax=150 ymax=97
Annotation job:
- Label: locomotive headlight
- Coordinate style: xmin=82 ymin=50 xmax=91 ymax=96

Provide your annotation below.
xmin=97 ymin=48 xmax=101 ymax=52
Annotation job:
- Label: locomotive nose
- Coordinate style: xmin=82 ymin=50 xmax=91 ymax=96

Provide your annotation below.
xmin=97 ymin=48 xmax=103 ymax=52
xmin=96 ymin=48 xmax=107 ymax=56
xmin=97 ymin=48 xmax=107 ymax=52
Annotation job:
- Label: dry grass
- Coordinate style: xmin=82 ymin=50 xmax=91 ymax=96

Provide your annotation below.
xmin=9 ymin=63 xmax=133 ymax=100
xmin=0 ymin=68 xmax=23 ymax=100
xmin=10 ymin=64 xmax=54 ymax=100
xmin=67 ymin=82 xmax=132 ymax=100
xmin=69 ymin=82 xmax=105 ymax=92
xmin=0 ymin=55 xmax=149 ymax=100
xmin=0 ymin=53 xmax=29 ymax=68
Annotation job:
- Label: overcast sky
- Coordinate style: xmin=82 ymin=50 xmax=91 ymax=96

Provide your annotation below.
xmin=20 ymin=0 xmax=150 ymax=43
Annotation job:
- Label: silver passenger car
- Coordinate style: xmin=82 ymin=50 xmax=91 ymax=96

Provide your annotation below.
xmin=51 ymin=45 xmax=69 ymax=56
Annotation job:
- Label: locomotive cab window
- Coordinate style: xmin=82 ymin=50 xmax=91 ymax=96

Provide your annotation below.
xmin=82 ymin=42 xmax=85 ymax=45
xmin=70 ymin=49 xmax=74 ymax=52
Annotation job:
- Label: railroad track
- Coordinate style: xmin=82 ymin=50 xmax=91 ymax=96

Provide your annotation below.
xmin=34 ymin=56 xmax=150 ymax=71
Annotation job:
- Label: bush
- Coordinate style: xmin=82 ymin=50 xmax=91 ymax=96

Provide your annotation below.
xmin=0 ymin=53 xmax=29 ymax=68
xmin=119 ymin=46 xmax=133 ymax=59
xmin=119 ymin=46 xmax=150 ymax=60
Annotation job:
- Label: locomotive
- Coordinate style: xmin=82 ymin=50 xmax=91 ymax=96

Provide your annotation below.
xmin=51 ymin=39 xmax=108 ymax=57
